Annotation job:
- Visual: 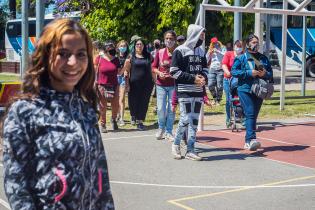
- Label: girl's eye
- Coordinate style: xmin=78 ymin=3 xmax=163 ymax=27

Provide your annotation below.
xmin=58 ymin=51 xmax=70 ymax=58
xmin=77 ymin=51 xmax=87 ymax=58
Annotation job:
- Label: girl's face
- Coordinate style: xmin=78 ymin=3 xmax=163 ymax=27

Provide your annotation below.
xmin=164 ymin=33 xmax=176 ymax=48
xmin=49 ymin=33 xmax=88 ymax=92
xmin=135 ymin=40 xmax=144 ymax=54
xmin=248 ymin=37 xmax=259 ymax=52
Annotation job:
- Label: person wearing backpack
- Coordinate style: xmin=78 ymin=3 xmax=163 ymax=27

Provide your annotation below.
xmin=231 ymin=34 xmax=273 ymax=151
xmin=152 ymin=30 xmax=177 ymax=141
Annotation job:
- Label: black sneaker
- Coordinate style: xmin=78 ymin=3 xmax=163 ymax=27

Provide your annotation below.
xmin=137 ymin=123 xmax=145 ymax=131
xmin=130 ymin=116 xmax=136 ymax=125
xmin=112 ymin=119 xmax=118 ymax=131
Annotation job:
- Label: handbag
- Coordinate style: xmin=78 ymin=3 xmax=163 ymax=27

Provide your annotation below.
xmin=247 ymin=54 xmax=274 ymax=99
xmin=97 ymin=85 xmax=115 ymax=99
xmin=251 ymin=78 xmax=274 ymax=99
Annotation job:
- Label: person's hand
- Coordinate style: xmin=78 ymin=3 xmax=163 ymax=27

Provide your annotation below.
xmin=158 ymin=71 xmax=166 ymax=79
xmin=171 ymin=105 xmax=177 ymax=112
xmin=194 ymin=74 xmax=206 ymax=86
xmin=258 ymin=69 xmax=266 ymax=77
xmin=225 ymin=71 xmax=231 ymax=77
xmin=252 ymin=70 xmax=260 ymax=77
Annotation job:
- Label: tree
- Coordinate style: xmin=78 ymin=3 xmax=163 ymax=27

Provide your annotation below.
xmin=53 ymin=0 xmax=198 ymax=42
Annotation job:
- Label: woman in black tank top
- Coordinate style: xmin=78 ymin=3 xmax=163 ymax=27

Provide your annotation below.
xmin=124 ymin=38 xmax=154 ymax=130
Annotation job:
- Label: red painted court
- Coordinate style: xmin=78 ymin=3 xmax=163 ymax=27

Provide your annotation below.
xmin=197 ymin=121 xmax=315 ymax=169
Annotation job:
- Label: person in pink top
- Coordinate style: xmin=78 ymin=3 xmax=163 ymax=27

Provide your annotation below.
xmin=221 ymin=40 xmax=243 ymax=127
xmin=152 ymin=30 xmax=176 ymax=141
xmin=94 ymin=41 xmax=123 ymax=132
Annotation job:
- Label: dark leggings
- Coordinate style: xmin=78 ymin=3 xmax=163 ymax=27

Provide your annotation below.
xmin=128 ymin=82 xmax=153 ymax=121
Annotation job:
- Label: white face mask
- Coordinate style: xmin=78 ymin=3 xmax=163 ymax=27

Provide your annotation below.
xmin=99 ymin=51 xmax=105 ymax=57
xmin=235 ymin=47 xmax=242 ymax=55
xmin=165 ymin=40 xmax=175 ymax=48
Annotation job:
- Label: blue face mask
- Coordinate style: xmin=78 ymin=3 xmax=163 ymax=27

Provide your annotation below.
xmin=119 ymin=47 xmax=127 ymax=53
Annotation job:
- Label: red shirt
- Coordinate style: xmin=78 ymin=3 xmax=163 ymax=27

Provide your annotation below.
xmin=151 ymin=48 xmax=175 ymax=86
xmin=95 ymin=56 xmax=120 ymax=86
xmin=221 ymin=51 xmax=236 ymax=78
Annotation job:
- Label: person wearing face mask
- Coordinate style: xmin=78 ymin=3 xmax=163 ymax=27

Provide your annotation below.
xmin=124 ymin=38 xmax=154 ymax=130
xmin=151 ymin=39 xmax=161 ymax=59
xmin=206 ymin=37 xmax=226 ymax=105
xmin=116 ymin=40 xmax=129 ymax=126
xmin=95 ymin=40 xmax=123 ymax=132
xmin=221 ymin=40 xmax=243 ymax=128
xmin=170 ymin=24 xmax=208 ymax=161
xmin=152 ymin=30 xmax=177 ymax=141
xmin=231 ymin=34 xmax=273 ymax=151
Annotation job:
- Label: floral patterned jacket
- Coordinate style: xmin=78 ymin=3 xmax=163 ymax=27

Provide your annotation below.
xmin=3 ymin=87 xmax=114 ymax=210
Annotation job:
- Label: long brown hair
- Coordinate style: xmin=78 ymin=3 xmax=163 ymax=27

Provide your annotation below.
xmin=22 ymin=18 xmax=97 ymax=110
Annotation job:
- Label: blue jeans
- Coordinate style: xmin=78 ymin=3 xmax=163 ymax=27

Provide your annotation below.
xmin=208 ymin=70 xmax=224 ymax=102
xmin=174 ymin=98 xmax=203 ymax=153
xmin=238 ymin=91 xmax=263 ymax=143
xmin=223 ymin=78 xmax=231 ymax=122
xmin=156 ymin=85 xmax=175 ymax=134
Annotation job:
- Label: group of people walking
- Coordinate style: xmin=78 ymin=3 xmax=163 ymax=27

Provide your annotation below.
xmin=1 ymin=17 xmax=273 ymax=209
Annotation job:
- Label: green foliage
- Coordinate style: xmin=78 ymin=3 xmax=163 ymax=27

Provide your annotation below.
xmin=52 ymin=0 xmax=255 ymax=44
xmin=206 ymin=0 xmax=255 ymax=45
xmin=0 ymin=5 xmax=9 ymax=30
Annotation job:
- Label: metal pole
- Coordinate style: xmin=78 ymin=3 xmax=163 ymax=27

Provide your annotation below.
xmin=22 ymin=0 xmax=29 ymax=77
xmin=280 ymin=0 xmax=288 ymax=111
xmin=301 ymin=16 xmax=307 ymax=96
xmin=234 ymin=0 xmax=242 ymax=42
xmin=265 ymin=0 xmax=271 ymax=58
xmin=198 ymin=4 xmax=205 ymax=131
xmin=254 ymin=0 xmax=264 ymax=52
xmin=233 ymin=0 xmax=242 ymax=42
xmin=36 ymin=0 xmax=45 ymax=40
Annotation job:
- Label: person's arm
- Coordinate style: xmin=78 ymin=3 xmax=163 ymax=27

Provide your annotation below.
xmin=123 ymin=56 xmax=132 ymax=78
xmin=3 ymin=102 xmax=36 ymax=210
xmin=96 ymin=132 xmax=115 ymax=209
xmin=170 ymin=50 xmax=195 ymax=84
xmin=222 ymin=52 xmax=231 ymax=77
xmin=171 ymin=90 xmax=178 ymax=112
xmin=231 ymin=55 xmax=259 ymax=79
xmin=151 ymin=50 xmax=165 ymax=80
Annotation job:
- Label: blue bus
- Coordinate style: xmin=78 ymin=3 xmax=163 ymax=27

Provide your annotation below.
xmin=267 ymin=0 xmax=315 ymax=77
xmin=5 ymin=13 xmax=80 ymax=62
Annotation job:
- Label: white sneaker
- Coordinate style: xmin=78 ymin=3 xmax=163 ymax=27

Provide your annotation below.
xmin=249 ymin=140 xmax=261 ymax=151
xmin=155 ymin=129 xmax=165 ymax=140
xmin=244 ymin=143 xmax=250 ymax=150
xmin=185 ymin=152 xmax=202 ymax=161
xmin=165 ymin=133 xmax=174 ymax=142
xmin=172 ymin=144 xmax=181 ymax=159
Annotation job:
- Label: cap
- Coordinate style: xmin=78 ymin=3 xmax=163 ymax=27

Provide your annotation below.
xmin=177 ymin=35 xmax=186 ymax=41
xmin=211 ymin=37 xmax=218 ymax=43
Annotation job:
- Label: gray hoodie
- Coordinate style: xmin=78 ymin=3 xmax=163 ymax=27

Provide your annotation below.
xmin=170 ymin=24 xmax=208 ymax=98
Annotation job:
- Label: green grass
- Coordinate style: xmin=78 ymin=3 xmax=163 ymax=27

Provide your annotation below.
xmin=107 ymin=90 xmax=315 ymax=129
xmin=259 ymin=90 xmax=315 ymax=118
xmin=0 ymin=73 xmax=21 ymax=82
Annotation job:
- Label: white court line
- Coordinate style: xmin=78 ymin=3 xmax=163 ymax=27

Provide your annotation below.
xmin=110 ymin=180 xmax=315 ymax=189
xmin=0 ymin=199 xmax=10 ymax=209
xmin=104 ymin=134 xmax=154 ymax=140
xmin=219 ymin=130 xmax=315 ymax=148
